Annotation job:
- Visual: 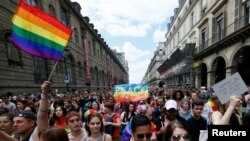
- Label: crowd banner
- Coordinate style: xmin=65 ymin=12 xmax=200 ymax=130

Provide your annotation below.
xmin=113 ymin=84 xmax=149 ymax=102
xmin=212 ymin=72 xmax=248 ymax=104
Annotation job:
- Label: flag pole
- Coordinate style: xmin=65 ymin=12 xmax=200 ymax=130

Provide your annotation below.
xmin=47 ymin=62 xmax=58 ymax=81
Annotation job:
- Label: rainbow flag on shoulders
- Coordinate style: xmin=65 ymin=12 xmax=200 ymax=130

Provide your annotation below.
xmin=11 ymin=0 xmax=72 ymax=61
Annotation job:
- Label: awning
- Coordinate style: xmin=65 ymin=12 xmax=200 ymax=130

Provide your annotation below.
xmin=158 ymin=43 xmax=195 ymax=73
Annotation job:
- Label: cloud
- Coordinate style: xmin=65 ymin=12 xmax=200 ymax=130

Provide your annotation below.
xmin=153 ymin=26 xmax=167 ymax=43
xmin=129 ymin=60 xmax=151 ymax=83
xmin=114 ymin=42 xmax=151 ymax=62
xmin=112 ymin=42 xmax=151 ymax=83
xmin=77 ymin=0 xmax=179 ymax=38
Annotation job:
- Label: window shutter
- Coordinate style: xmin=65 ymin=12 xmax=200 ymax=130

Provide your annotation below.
xmin=234 ymin=0 xmax=240 ymax=31
xmin=222 ymin=11 xmax=226 ymax=38
xmin=212 ymin=18 xmax=217 ymax=43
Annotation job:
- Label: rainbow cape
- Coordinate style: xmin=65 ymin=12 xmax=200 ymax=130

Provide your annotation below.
xmin=11 ymin=0 xmax=72 ymax=61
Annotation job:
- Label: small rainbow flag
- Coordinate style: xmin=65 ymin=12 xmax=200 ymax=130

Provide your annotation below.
xmin=113 ymin=84 xmax=149 ymax=103
xmin=11 ymin=0 xmax=72 ymax=61
xmin=84 ymin=109 xmax=96 ymax=119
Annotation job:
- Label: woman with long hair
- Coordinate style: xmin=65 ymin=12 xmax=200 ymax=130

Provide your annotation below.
xmin=50 ymin=105 xmax=68 ymax=129
xmin=84 ymin=112 xmax=112 ymax=141
xmin=121 ymin=102 xmax=136 ymax=133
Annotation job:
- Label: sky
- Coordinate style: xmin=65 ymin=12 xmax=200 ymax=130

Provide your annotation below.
xmin=73 ymin=0 xmax=179 ymax=84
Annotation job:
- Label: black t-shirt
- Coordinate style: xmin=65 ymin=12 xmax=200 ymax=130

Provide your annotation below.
xmin=79 ymin=98 xmax=95 ymax=121
xmin=186 ymin=115 xmax=207 ymax=141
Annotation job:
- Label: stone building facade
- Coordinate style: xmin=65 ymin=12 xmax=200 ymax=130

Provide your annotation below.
xmin=157 ymin=0 xmax=250 ymax=89
xmin=0 ymin=0 xmax=128 ymax=95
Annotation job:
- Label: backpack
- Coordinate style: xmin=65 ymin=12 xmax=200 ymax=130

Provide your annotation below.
xmin=104 ymin=114 xmax=116 ymax=136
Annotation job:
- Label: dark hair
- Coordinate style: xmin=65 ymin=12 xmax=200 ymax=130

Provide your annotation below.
xmin=172 ymin=90 xmax=184 ymax=100
xmin=124 ymin=102 xmax=135 ymax=122
xmin=165 ymin=120 xmax=190 ymax=141
xmin=191 ymin=99 xmax=204 ymax=108
xmin=85 ymin=113 xmax=104 ymax=136
xmin=0 ymin=113 xmax=14 ymax=121
xmin=131 ymin=114 xmax=151 ymax=132
xmin=39 ymin=127 xmax=69 ymax=141
xmin=55 ymin=105 xmax=67 ymax=117
xmin=91 ymin=101 xmax=100 ymax=110
xmin=104 ymin=102 xmax=114 ymax=111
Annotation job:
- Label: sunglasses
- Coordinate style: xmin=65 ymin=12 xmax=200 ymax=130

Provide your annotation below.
xmin=172 ymin=134 xmax=190 ymax=141
xmin=136 ymin=133 xmax=152 ymax=139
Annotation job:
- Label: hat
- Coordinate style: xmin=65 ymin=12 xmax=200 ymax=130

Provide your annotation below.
xmin=165 ymin=100 xmax=177 ymax=110
xmin=15 ymin=111 xmax=36 ymax=120
xmin=198 ymin=92 xmax=210 ymax=100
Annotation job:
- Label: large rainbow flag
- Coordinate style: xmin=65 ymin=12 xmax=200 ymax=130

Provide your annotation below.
xmin=11 ymin=0 xmax=72 ymax=61
xmin=113 ymin=84 xmax=149 ymax=102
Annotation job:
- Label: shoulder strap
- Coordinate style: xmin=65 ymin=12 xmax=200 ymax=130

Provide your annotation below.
xmin=104 ymin=133 xmax=106 ymax=141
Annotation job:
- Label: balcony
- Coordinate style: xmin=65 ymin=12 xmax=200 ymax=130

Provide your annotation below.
xmin=194 ymin=14 xmax=250 ymax=60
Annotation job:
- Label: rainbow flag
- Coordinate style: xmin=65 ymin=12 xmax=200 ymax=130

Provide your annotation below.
xmin=113 ymin=84 xmax=149 ymax=102
xmin=11 ymin=0 xmax=72 ymax=61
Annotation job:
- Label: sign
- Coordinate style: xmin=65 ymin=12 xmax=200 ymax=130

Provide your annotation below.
xmin=212 ymin=72 xmax=248 ymax=104
xmin=64 ymin=75 xmax=69 ymax=84
xmin=113 ymin=84 xmax=149 ymax=102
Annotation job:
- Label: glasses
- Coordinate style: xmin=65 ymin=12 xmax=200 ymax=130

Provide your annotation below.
xmin=172 ymin=134 xmax=190 ymax=141
xmin=90 ymin=122 xmax=101 ymax=126
xmin=136 ymin=133 xmax=152 ymax=139
xmin=68 ymin=118 xmax=81 ymax=123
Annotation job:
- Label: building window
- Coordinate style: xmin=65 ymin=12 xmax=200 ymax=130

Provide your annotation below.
xmin=74 ymin=28 xmax=79 ymax=44
xmin=201 ymin=0 xmax=207 ymax=15
xmin=33 ymin=57 xmax=47 ymax=84
xmin=61 ymin=7 xmax=69 ymax=26
xmin=65 ymin=56 xmax=76 ymax=84
xmin=216 ymin=14 xmax=224 ymax=40
xmin=97 ymin=49 xmax=100 ymax=59
xmin=177 ymin=31 xmax=180 ymax=43
xmin=190 ymin=12 xmax=194 ymax=28
xmin=201 ymin=28 xmax=208 ymax=50
xmin=93 ymin=39 xmax=96 ymax=56
xmin=2 ymin=31 xmax=23 ymax=66
xmin=77 ymin=62 xmax=83 ymax=78
xmin=244 ymin=0 xmax=250 ymax=24
xmin=49 ymin=5 xmax=56 ymax=17
xmin=212 ymin=12 xmax=225 ymax=42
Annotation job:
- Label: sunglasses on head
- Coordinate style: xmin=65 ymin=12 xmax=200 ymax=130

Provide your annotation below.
xmin=136 ymin=133 xmax=152 ymax=139
xmin=172 ymin=134 xmax=190 ymax=141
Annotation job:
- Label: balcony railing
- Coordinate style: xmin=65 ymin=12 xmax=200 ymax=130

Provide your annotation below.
xmin=196 ymin=14 xmax=250 ymax=54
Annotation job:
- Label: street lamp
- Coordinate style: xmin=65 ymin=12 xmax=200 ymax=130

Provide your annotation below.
xmin=64 ymin=47 xmax=70 ymax=92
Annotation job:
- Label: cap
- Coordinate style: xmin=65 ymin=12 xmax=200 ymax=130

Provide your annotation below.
xmin=198 ymin=92 xmax=210 ymax=100
xmin=165 ymin=100 xmax=177 ymax=110
xmin=15 ymin=111 xmax=36 ymax=120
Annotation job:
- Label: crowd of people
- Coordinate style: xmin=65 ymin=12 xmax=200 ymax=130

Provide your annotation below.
xmin=0 ymin=81 xmax=250 ymax=141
